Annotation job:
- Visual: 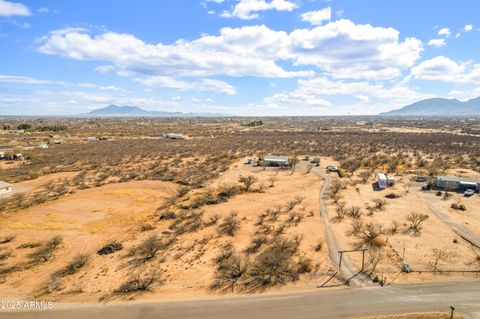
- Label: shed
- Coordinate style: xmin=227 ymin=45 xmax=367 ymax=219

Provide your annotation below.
xmin=0 ymin=181 xmax=12 ymax=195
xmin=387 ymin=175 xmax=395 ymax=186
xmin=87 ymin=136 xmax=97 ymax=142
xmin=377 ymin=173 xmax=387 ymax=189
xmin=264 ymin=156 xmax=289 ymax=167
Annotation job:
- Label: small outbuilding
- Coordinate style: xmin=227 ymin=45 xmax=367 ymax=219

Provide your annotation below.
xmin=0 ymin=181 xmax=12 ymax=195
xmin=87 ymin=136 xmax=97 ymax=142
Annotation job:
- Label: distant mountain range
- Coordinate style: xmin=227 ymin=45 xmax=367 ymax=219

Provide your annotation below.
xmin=380 ymin=97 xmax=480 ymax=116
xmin=87 ymin=105 xmax=225 ymax=117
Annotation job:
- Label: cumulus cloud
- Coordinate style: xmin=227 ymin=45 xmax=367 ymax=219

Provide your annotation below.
xmin=411 ymin=56 xmax=480 ymax=83
xmin=464 ymin=24 xmax=473 ymax=32
xmin=437 ymin=27 xmax=451 ymax=37
xmin=38 ymin=20 xmax=422 ymax=81
xmin=135 ymin=76 xmax=236 ymax=95
xmin=300 ymin=7 xmax=331 ymax=25
xmin=428 ymin=38 xmax=446 ymax=47
xmin=0 ymin=0 xmax=30 ymax=16
xmin=287 ymin=19 xmax=423 ymax=79
xmin=221 ymin=0 xmax=297 ymax=20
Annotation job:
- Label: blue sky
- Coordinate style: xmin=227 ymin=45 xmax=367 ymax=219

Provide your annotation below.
xmin=0 ymin=0 xmax=479 ymax=116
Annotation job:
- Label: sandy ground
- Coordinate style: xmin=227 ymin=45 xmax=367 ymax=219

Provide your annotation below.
xmin=325 ymin=169 xmax=480 ymax=284
xmin=358 ymin=313 xmax=462 ymax=319
xmin=0 ymin=157 xmax=338 ymax=302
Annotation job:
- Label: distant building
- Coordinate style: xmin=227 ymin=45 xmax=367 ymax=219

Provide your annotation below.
xmin=87 ymin=136 xmax=97 ymax=142
xmin=38 ymin=144 xmax=49 ymax=149
xmin=436 ymin=176 xmax=480 ymax=191
xmin=13 ymin=153 xmax=24 ymax=161
xmin=0 ymin=181 xmax=12 ymax=195
xmin=377 ymin=173 xmax=387 ymax=189
xmin=263 ymin=156 xmax=289 ymax=167
xmin=387 ymin=175 xmax=395 ymax=186
xmin=50 ymin=139 xmax=62 ymax=145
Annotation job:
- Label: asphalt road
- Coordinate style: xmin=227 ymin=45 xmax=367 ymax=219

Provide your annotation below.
xmin=2 ymin=281 xmax=480 ymax=319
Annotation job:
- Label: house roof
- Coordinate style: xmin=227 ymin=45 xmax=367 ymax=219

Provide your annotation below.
xmin=437 ymin=176 xmax=480 ymax=184
xmin=0 ymin=181 xmax=12 ymax=189
xmin=377 ymin=173 xmax=387 ymax=179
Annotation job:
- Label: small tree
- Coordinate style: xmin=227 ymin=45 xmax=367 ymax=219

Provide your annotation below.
xmin=429 ymin=248 xmax=451 ymax=274
xmin=289 ymin=156 xmax=299 ymax=173
xmin=238 ymin=175 xmax=257 ymax=192
xmin=306 ymin=164 xmax=313 ymax=174
xmin=358 ymin=171 xmax=371 ymax=183
xmin=406 ymin=212 xmax=429 ymax=236
xmin=268 ymin=174 xmax=277 ymax=187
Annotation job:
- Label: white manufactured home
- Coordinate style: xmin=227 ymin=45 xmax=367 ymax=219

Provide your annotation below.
xmin=0 ymin=181 xmax=12 ymax=195
xmin=377 ymin=173 xmax=387 ymax=189
xmin=263 ymin=156 xmax=289 ymax=167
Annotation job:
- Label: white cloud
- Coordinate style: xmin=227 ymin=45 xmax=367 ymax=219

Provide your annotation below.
xmin=300 ymin=7 xmax=331 ymax=26
xmin=95 ymin=65 xmax=115 ymax=74
xmin=411 ymin=56 xmax=480 ymax=83
xmin=464 ymin=24 xmax=473 ymax=32
xmin=206 ymin=0 xmax=224 ymax=2
xmin=38 ymin=7 xmax=48 ymax=13
xmin=207 ymin=10 xmax=215 ymax=14
xmin=135 ymin=76 xmax=236 ymax=95
xmin=428 ymin=38 xmax=446 ymax=47
xmin=437 ymin=27 xmax=451 ymax=37
xmin=0 ymin=73 xmax=125 ymax=91
xmin=287 ymin=19 xmax=423 ymax=79
xmin=0 ymin=0 xmax=31 ymax=16
xmin=222 ymin=0 xmax=298 ymax=20
xmin=38 ymin=21 xmax=421 ymax=81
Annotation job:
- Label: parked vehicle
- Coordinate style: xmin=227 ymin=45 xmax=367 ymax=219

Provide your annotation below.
xmin=464 ymin=189 xmax=475 ymax=197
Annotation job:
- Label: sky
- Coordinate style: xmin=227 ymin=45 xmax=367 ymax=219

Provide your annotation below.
xmin=0 ymin=0 xmax=479 ymax=116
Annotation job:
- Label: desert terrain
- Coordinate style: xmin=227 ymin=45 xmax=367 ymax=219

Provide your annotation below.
xmin=0 ymin=117 xmax=479 ymax=307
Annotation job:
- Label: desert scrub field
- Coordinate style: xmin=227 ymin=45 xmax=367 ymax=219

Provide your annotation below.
xmin=0 ymin=158 xmax=338 ymax=301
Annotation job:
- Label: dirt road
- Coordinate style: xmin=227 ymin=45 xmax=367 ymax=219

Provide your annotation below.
xmin=314 ymin=168 xmax=373 ymax=287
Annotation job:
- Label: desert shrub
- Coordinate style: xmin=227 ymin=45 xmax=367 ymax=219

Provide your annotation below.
xmin=0 ymin=235 xmax=15 ymax=244
xmin=355 ymin=223 xmax=385 ymax=249
xmin=97 ymin=241 xmax=123 ymax=255
xmin=211 ymin=250 xmax=249 ymax=292
xmin=140 ymin=224 xmax=155 ymax=232
xmin=214 ymin=242 xmax=234 ymax=264
xmin=170 ymin=210 xmax=204 ymax=234
xmin=389 ymin=220 xmax=399 ymax=235
xmin=217 ymin=183 xmax=240 ymax=199
xmin=296 ymin=257 xmax=313 ymax=274
xmin=27 ymin=235 xmax=62 ymax=264
xmin=238 ymin=175 xmax=257 ymax=192
xmin=332 ymin=202 xmax=347 ymax=223
xmin=218 ymin=214 xmax=240 ymax=237
xmin=246 ymin=236 xmax=301 ymax=289
xmin=372 ymin=199 xmax=386 ymax=210
xmin=348 ymin=206 xmax=362 ymax=219
xmin=17 ymin=242 xmax=42 ymax=249
xmin=406 ymin=212 xmax=429 ymax=236
xmin=54 ymin=253 xmax=90 ymax=279
xmin=116 ymin=272 xmax=159 ymax=293
xmin=134 ymin=235 xmax=164 ymax=261
xmin=314 ymin=241 xmax=323 ymax=252
xmin=451 ymin=203 xmax=466 ymax=211
xmin=347 ymin=219 xmax=364 ymax=237
xmin=285 ymin=212 xmax=303 ymax=227
xmin=0 ymin=251 xmax=12 ymax=261
xmin=159 ymin=211 xmax=176 ymax=220
xmin=245 ymin=235 xmax=267 ymax=254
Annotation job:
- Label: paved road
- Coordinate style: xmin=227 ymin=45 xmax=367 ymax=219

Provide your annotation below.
xmin=313 ymin=168 xmax=372 ymax=287
xmin=2 ymin=281 xmax=480 ymax=319
xmin=417 ymin=189 xmax=480 ymax=248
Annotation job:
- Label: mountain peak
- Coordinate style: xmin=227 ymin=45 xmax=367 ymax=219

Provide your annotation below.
xmin=379 ymin=97 xmax=480 ymax=116
xmin=87 ymin=105 xmax=226 ymax=117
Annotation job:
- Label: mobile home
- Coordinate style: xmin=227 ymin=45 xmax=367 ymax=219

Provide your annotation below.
xmin=377 ymin=173 xmax=387 ymax=189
